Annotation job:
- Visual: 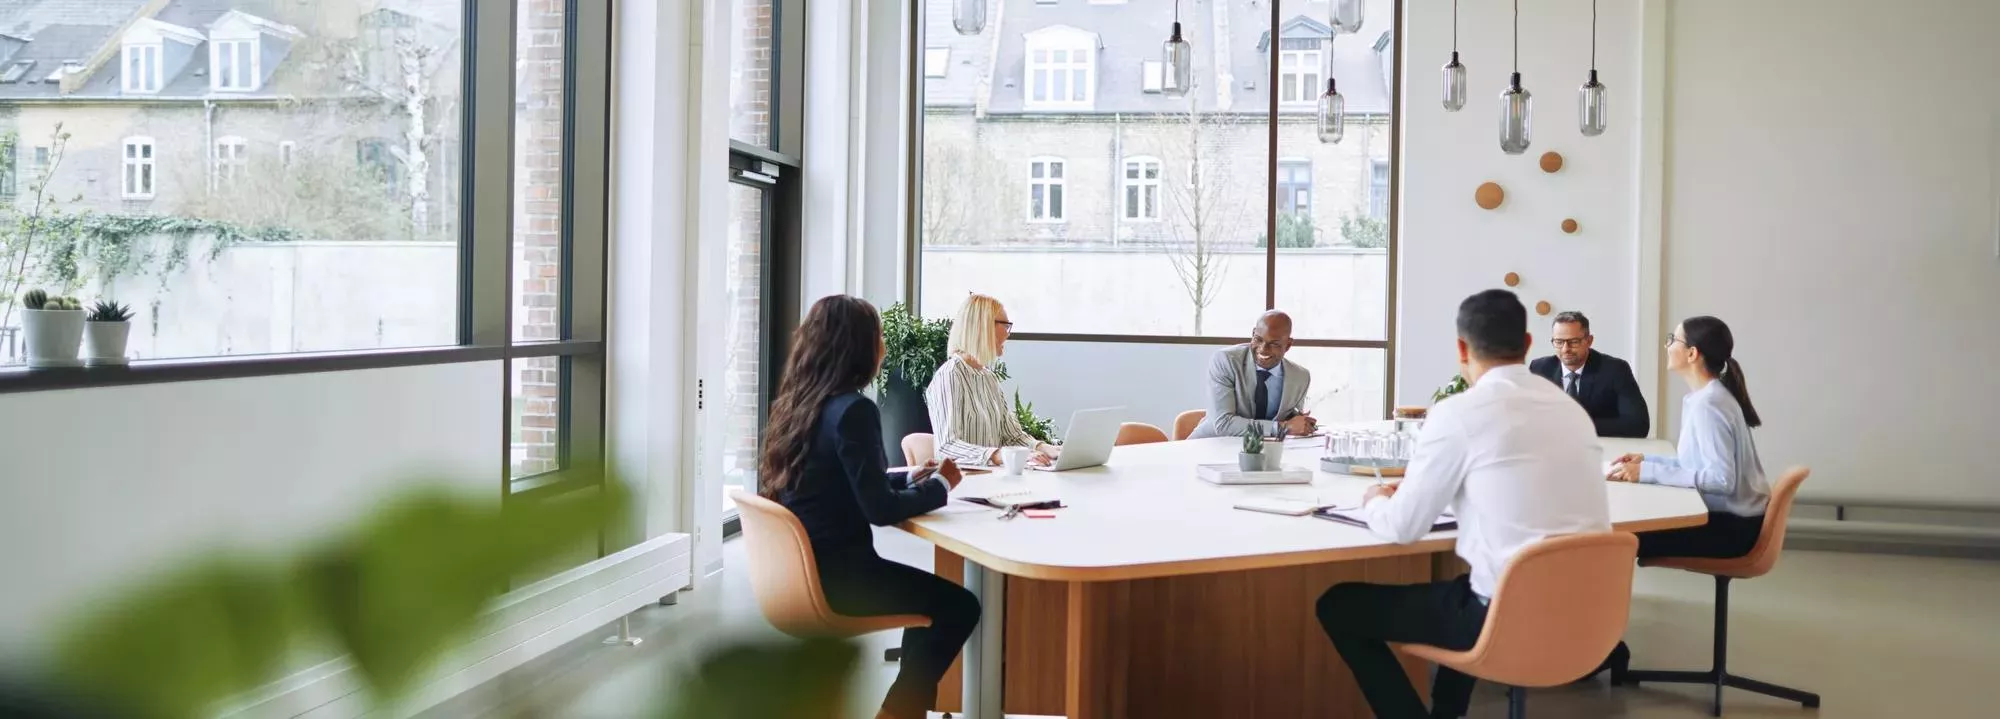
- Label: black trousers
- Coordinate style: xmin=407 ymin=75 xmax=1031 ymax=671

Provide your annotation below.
xmin=1639 ymin=511 xmax=1764 ymax=559
xmin=1317 ymin=575 xmax=1489 ymax=719
xmin=817 ymin=548 xmax=980 ymax=719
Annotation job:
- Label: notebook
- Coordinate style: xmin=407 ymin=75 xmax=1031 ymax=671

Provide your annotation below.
xmin=1311 ymin=506 xmax=1457 ymax=532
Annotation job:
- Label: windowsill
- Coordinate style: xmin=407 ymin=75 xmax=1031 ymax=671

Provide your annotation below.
xmin=0 ymin=340 xmax=602 ymax=395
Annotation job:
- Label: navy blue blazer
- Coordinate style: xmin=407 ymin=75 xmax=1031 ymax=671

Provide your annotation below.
xmin=1529 ymin=349 xmax=1651 ymax=439
xmin=778 ymin=392 xmax=948 ymax=555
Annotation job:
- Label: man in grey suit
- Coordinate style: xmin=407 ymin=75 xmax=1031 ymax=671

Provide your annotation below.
xmin=1190 ymin=310 xmax=1317 ymax=439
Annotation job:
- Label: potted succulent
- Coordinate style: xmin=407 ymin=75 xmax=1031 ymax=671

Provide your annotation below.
xmin=20 ymin=289 xmax=86 ymax=369
xmin=83 ymin=300 xmax=133 ymax=367
xmin=1239 ymin=429 xmax=1265 ymax=471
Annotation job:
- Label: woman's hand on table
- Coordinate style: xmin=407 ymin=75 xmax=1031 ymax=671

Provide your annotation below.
xmin=1608 ymin=457 xmax=1643 ymax=483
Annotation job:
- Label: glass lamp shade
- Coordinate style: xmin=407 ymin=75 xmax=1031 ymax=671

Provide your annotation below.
xmin=1499 ymin=72 xmax=1532 ymax=154
xmin=1163 ymin=23 xmax=1193 ymax=98
xmin=1332 ymin=0 xmax=1366 ymax=34
xmin=952 ymin=0 xmax=986 ymax=36
xmin=1318 ymin=79 xmax=1346 ymax=144
xmin=1579 ymin=70 xmax=1608 ymax=137
xmin=1442 ymin=52 xmax=1467 ymax=112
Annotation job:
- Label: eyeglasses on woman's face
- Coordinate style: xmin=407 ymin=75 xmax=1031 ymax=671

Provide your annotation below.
xmin=994 ymin=319 xmax=1014 ymax=333
xmin=1663 ymin=334 xmax=1686 ymax=349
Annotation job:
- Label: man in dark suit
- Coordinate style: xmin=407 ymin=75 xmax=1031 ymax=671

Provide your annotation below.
xmin=1529 ymin=311 xmax=1651 ymax=438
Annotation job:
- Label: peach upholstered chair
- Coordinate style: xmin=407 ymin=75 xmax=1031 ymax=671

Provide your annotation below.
xmin=1396 ymin=532 xmax=1640 ymax=718
xmin=730 ymin=489 xmax=930 ymax=661
xmin=1172 ymin=409 xmax=1206 ymax=441
xmin=1115 ymin=422 xmax=1170 ymax=446
xmin=1620 ymin=467 xmax=1820 ymax=715
xmin=900 ymin=433 xmax=935 ymax=466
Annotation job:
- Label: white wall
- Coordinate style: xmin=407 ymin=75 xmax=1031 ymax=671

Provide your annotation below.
xmin=1397 ymin=0 xmax=1647 ymax=408
xmin=1658 ymin=0 xmax=2000 ymax=504
xmin=0 ymin=363 xmax=502 ymax=657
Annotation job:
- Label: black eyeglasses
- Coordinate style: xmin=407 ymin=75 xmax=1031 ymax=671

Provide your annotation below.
xmin=1663 ymin=335 xmax=1685 ymax=348
xmin=995 ymin=320 xmax=1014 ymax=331
xmin=1551 ymin=338 xmax=1590 ymax=349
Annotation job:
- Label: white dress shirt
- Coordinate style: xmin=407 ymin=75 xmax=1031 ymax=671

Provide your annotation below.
xmin=1362 ymin=364 xmax=1612 ymax=598
xmin=1640 ymin=379 xmax=1769 ymax=517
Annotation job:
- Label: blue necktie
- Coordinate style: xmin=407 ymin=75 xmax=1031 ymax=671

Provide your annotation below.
xmin=1254 ymin=369 xmax=1272 ymax=421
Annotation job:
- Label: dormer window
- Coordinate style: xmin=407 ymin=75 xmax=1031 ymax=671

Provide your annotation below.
xmin=1023 ymin=25 xmax=1100 ymax=110
xmin=123 ymin=43 xmax=161 ymax=93
xmin=212 ymin=38 xmax=257 ymax=91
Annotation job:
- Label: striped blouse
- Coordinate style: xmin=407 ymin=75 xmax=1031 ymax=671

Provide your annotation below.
xmin=925 ymin=355 xmax=1038 ymax=465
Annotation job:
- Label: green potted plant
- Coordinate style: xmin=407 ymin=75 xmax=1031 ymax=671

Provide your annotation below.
xmin=1239 ymin=429 xmax=1265 ymax=471
xmin=20 ymin=289 xmax=85 ymax=369
xmin=875 ymin=303 xmax=954 ymax=458
xmin=83 ymin=300 xmax=133 ymax=367
xmin=1012 ymin=390 xmax=1058 ymax=444
xmin=1432 ymin=374 xmax=1469 ymax=404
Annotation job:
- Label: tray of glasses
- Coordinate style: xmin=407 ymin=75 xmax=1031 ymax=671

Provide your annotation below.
xmin=1321 ymin=457 xmax=1408 ymax=478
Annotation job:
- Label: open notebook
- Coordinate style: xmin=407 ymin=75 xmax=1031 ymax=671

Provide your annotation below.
xmin=1311 ymin=506 xmax=1457 ymax=532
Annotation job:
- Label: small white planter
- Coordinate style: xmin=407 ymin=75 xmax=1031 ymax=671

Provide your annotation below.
xmin=84 ymin=320 xmax=131 ymax=366
xmin=23 ymin=309 xmax=85 ymax=368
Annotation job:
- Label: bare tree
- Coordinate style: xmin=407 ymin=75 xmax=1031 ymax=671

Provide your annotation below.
xmin=332 ymin=24 xmax=450 ymax=233
xmin=0 ymin=124 xmax=78 ymax=330
xmin=1164 ymin=104 xmax=1247 ymax=335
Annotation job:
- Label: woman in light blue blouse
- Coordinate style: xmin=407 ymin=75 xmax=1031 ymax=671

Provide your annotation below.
xmin=1609 ymin=316 xmax=1770 ymax=558
xmin=1591 ymin=316 xmax=1771 ymax=683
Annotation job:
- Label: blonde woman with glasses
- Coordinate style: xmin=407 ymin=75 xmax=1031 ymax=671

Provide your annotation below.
xmin=926 ymin=293 xmax=1060 ymax=467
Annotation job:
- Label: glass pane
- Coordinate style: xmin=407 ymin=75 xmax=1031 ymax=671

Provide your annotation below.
xmin=0 ymin=0 xmax=462 ymax=365
xmin=515 ymin=0 xmax=565 ymax=342
xmin=1276 ymin=0 xmax=1391 ymax=342
xmin=1285 ymin=347 xmax=1388 ymax=425
xmin=720 ymin=183 xmax=767 ymax=510
xmin=728 ymin=0 xmax=774 ymax=147
xmin=918 ymin=0 xmax=1264 ymax=336
xmin=511 ymin=355 xmax=563 ymax=478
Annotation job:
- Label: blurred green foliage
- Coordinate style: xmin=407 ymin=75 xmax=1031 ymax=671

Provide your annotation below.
xmin=48 ymin=469 xmax=629 ymax=719
xmin=653 ymin=637 xmax=860 ymax=719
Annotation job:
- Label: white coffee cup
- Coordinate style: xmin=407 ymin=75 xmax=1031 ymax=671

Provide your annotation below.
xmin=1000 ymin=447 xmax=1031 ymax=476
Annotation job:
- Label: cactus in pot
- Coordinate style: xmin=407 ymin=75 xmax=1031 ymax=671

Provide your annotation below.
xmin=1239 ymin=428 xmax=1265 ymax=471
xmin=83 ymin=299 xmax=134 ymax=367
xmin=20 ymin=288 xmax=85 ymax=368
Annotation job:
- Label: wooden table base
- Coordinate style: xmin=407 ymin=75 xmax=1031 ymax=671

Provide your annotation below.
xmin=933 ymin=547 xmax=1440 ymax=718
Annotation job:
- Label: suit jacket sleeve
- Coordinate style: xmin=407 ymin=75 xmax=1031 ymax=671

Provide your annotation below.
xmin=836 ymin=398 xmax=947 ymax=525
xmin=1596 ymin=358 xmax=1652 ymax=439
xmin=1204 ymin=350 xmax=1275 ymax=439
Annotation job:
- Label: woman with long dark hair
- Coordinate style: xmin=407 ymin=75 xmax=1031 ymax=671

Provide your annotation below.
xmin=1596 ymin=316 xmax=1770 ymax=680
xmin=759 ymin=295 xmax=978 ymax=719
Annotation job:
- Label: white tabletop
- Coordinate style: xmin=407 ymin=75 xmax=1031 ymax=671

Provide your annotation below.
xmin=901 ymin=435 xmax=1702 ymax=581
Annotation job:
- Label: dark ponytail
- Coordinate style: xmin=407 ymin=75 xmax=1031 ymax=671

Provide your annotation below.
xmin=1682 ymin=316 xmax=1762 ymax=428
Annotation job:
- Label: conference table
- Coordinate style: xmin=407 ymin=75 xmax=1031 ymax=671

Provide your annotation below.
xmin=899 ymin=432 xmax=1704 ymax=719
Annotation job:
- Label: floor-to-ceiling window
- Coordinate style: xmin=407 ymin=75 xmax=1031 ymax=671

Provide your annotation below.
xmin=717 ymin=0 xmax=803 ymax=522
xmin=912 ymin=0 xmax=1399 ymax=423
xmin=0 ymin=0 xmax=617 ymax=514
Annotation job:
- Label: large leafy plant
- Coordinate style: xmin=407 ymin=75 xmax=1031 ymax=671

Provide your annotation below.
xmin=877 ymin=302 xmax=954 ymax=395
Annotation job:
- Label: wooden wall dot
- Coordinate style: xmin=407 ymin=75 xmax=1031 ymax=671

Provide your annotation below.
xmin=1540 ymin=152 xmax=1564 ymax=173
xmin=1561 ymin=218 xmax=1579 ymax=234
xmin=1475 ymin=182 xmax=1505 ymax=210
xmin=1535 ymin=301 xmax=1553 ymax=316
xmin=1504 ymin=272 xmax=1521 ymax=287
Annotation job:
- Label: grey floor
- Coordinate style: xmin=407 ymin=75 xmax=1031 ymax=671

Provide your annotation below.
xmin=425 ymin=528 xmax=2000 ymax=718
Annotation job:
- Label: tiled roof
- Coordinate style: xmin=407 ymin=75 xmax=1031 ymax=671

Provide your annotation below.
xmin=935 ymin=0 xmax=1393 ymax=117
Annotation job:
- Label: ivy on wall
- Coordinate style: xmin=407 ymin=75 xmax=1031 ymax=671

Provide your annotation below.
xmin=33 ymin=214 xmax=301 ymax=290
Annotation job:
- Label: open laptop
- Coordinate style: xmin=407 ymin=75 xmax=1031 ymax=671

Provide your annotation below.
xmin=1031 ymin=407 xmax=1123 ymax=472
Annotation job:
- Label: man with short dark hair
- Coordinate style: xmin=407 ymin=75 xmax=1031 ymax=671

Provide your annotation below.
xmin=1316 ymin=289 xmax=1611 ymax=719
xmin=1530 ymin=310 xmax=1650 ymax=438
